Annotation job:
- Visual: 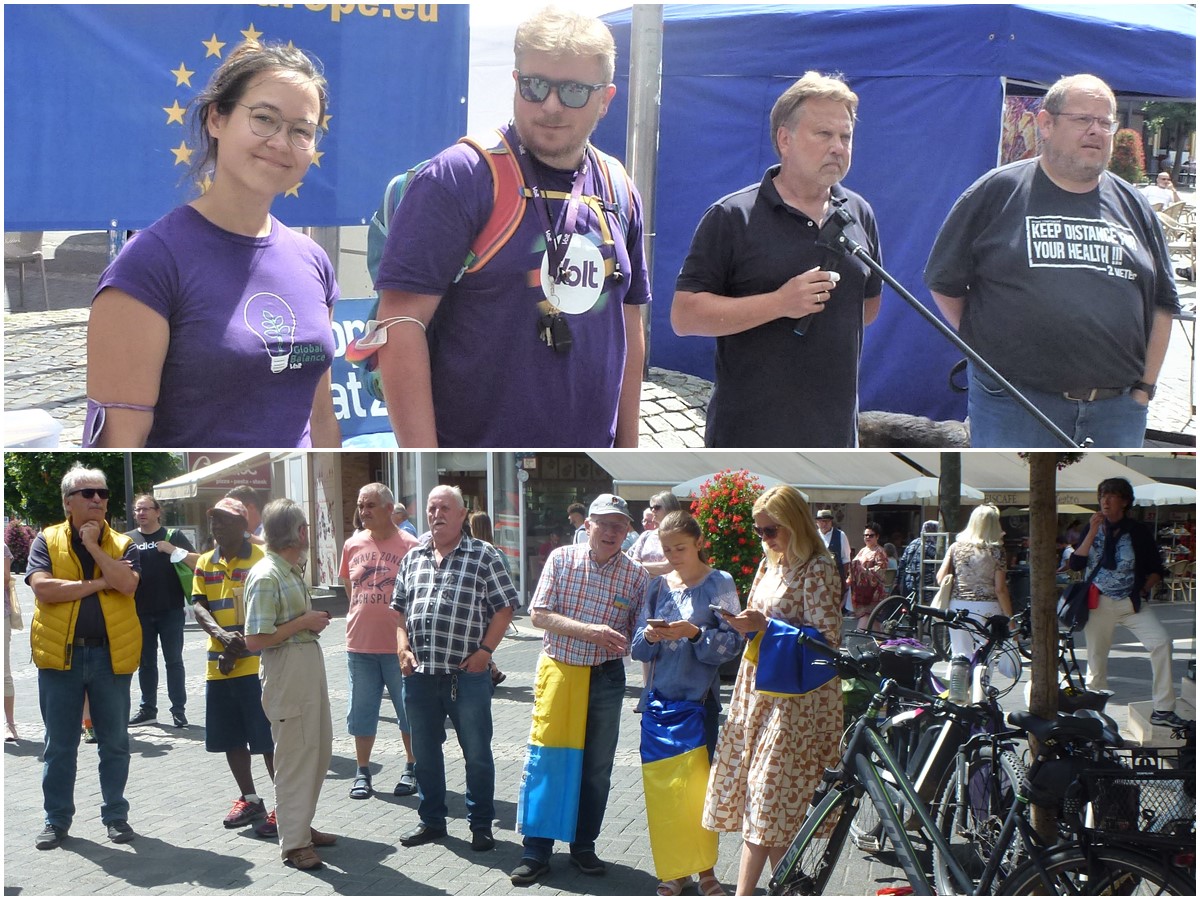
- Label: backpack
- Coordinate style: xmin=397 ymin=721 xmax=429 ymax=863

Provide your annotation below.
xmin=348 ymin=129 xmax=634 ymax=401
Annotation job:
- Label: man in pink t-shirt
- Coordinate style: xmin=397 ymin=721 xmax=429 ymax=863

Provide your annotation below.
xmin=339 ymin=483 xmax=420 ymax=800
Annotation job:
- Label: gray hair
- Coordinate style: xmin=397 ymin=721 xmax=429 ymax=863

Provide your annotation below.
xmin=359 ymin=482 xmax=394 ymax=506
xmin=428 ymin=484 xmax=466 ymax=510
xmin=650 ymin=490 xmax=682 ymax=515
xmin=1042 ymin=74 xmax=1115 ymax=116
xmin=61 ymin=463 xmax=108 ymax=513
xmin=514 ymin=6 xmax=616 ymax=84
xmin=262 ymin=498 xmax=307 ymax=552
xmin=770 ymin=71 xmax=858 ymax=157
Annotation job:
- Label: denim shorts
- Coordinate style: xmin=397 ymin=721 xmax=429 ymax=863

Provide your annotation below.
xmin=347 ymin=650 xmax=408 ymax=736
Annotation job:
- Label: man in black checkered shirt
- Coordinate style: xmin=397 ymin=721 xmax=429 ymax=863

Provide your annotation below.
xmin=391 ymin=485 xmax=518 ymax=853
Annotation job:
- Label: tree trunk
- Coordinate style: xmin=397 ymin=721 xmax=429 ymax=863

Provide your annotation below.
xmin=939 ymin=452 xmax=962 ymax=535
xmin=1027 ymin=453 xmax=1060 ymax=842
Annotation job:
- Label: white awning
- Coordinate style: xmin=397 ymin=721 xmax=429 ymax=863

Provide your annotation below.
xmin=153 ymin=451 xmax=275 ymax=500
xmin=900 ymin=452 xmax=1156 ymax=505
xmin=585 ymin=451 xmax=924 ymax=502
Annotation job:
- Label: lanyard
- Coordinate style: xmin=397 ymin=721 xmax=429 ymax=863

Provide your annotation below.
xmin=519 ymin=144 xmax=589 ymax=285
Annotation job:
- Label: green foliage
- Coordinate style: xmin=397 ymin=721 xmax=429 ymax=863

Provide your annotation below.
xmin=1140 ymin=101 xmax=1196 ymax=134
xmin=1108 ymin=128 xmax=1145 ymax=184
xmin=689 ymin=469 xmax=766 ymax=605
xmin=3 ymin=452 xmax=184 ymax=529
xmin=4 ymin=520 xmax=37 ymax=572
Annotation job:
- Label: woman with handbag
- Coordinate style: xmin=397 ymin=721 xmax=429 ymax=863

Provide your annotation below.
xmin=702 ymin=485 xmax=842 ymax=895
xmin=632 ymin=512 xmax=744 ymax=896
xmin=935 ymin=504 xmax=1013 ymax=659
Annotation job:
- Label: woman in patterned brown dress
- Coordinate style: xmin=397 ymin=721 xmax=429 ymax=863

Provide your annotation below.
xmin=702 ymin=485 xmax=843 ymax=895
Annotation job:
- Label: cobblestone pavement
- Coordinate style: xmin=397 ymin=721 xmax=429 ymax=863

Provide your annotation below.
xmin=3 ymin=563 xmax=1192 ymax=895
xmin=3 ymin=224 xmax=1195 ymax=448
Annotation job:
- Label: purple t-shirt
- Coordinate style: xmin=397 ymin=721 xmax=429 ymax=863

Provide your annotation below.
xmin=94 ymin=206 xmax=338 ymax=447
xmin=375 ymin=125 xmax=651 ymax=447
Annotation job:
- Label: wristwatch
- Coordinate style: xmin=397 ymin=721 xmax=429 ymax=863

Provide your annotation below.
xmin=1131 ymin=381 xmax=1156 ymax=399
xmin=478 ymin=643 xmax=494 ymax=655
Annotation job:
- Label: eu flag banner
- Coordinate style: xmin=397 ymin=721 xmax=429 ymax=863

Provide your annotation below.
xmin=640 ymin=694 xmax=718 ymax=881
xmin=4 ymin=4 xmax=468 ymax=230
xmin=517 ymin=655 xmax=590 ymax=843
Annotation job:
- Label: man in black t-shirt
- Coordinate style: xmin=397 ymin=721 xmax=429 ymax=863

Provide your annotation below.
xmin=673 ymin=71 xmax=882 ymax=447
xmin=125 ymin=493 xmax=197 ymax=728
xmin=925 ymin=74 xmax=1178 ymax=448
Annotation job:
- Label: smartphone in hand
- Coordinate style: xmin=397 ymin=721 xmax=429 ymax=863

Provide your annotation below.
xmin=647 ymin=618 xmax=669 ymax=628
xmin=709 ymin=604 xmax=733 ymax=616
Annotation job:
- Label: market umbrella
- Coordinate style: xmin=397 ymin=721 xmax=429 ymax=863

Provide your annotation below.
xmin=1132 ymin=482 xmax=1197 ymax=534
xmin=671 ymin=472 xmax=794 ymax=499
xmin=860 ymin=476 xmax=984 ymax=506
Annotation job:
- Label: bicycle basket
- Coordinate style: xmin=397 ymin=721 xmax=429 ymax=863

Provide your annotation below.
xmin=1063 ymin=747 xmax=1196 ymax=846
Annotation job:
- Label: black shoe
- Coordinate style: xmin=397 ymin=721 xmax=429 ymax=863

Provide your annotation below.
xmin=510 ymin=858 xmax=551 ymax=886
xmin=129 ymin=709 xmax=157 ymax=726
xmin=470 ymin=829 xmax=495 ymax=852
xmin=171 ymin=713 xmax=188 ymax=728
xmin=569 ymin=850 xmax=607 ymax=876
xmin=107 ymin=820 xmax=135 ymax=843
xmin=1151 ymin=709 xmax=1192 ymax=728
xmin=35 ymin=824 xmax=66 ymax=850
xmin=394 ymin=762 xmax=417 ymax=797
xmin=399 ymin=822 xmax=446 ymax=847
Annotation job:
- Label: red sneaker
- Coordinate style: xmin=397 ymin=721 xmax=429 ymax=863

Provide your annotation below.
xmin=254 ymin=809 xmax=278 ymax=838
xmin=223 ymin=797 xmax=266 ymax=829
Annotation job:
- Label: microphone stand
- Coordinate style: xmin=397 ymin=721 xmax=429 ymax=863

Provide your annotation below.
xmin=815 ymin=206 xmax=1082 ymax=448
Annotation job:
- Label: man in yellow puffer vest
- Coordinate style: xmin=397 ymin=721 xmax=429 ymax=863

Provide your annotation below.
xmin=25 ymin=463 xmax=142 ymax=851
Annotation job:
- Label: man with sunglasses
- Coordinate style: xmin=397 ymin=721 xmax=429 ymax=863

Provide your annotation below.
xmin=672 ymin=71 xmax=882 ymax=448
xmin=926 ymin=73 xmax=1178 ymax=447
xmin=373 ymin=6 xmax=650 ymax=448
xmin=25 ymin=463 xmax=142 ymax=850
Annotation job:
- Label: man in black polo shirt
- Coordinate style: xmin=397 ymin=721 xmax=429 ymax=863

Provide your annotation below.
xmin=672 ymin=71 xmax=882 ymax=447
xmin=125 ymin=493 xmax=198 ymax=728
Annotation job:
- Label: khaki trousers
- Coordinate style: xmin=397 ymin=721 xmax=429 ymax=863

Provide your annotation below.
xmin=260 ymin=640 xmax=333 ymax=855
xmin=1084 ymin=592 xmax=1175 ymax=712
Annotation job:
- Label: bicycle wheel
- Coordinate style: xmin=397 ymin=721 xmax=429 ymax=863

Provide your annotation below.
xmin=770 ymin=785 xmax=860 ymax=896
xmin=864 ymin=595 xmax=914 ymax=641
xmin=1001 ymin=844 xmax=1193 ymax=895
xmin=979 ymin=639 xmax=1023 ymax=700
xmin=932 ymin=746 xmax=1028 ymax=895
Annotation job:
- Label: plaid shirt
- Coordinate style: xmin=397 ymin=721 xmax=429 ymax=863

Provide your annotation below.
xmin=244 ymin=550 xmax=319 ymax=645
xmin=391 ymin=534 xmax=518 ymax=675
xmin=531 ymin=543 xmax=648 ymax=667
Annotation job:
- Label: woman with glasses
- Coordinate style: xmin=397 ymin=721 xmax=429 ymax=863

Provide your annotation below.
xmin=85 ymin=40 xmax=340 ymax=448
xmin=849 ymin=521 xmax=888 ymax=628
xmin=703 ymin=485 xmax=842 ymax=895
xmin=935 ymin=504 xmax=1013 ymax=659
xmin=627 ymin=491 xmax=683 ymax=577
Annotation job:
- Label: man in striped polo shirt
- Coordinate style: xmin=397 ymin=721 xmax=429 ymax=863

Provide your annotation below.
xmin=190 ymin=497 xmax=275 ymax=836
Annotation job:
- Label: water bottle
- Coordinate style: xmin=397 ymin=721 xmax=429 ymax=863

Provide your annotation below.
xmin=948 ymin=655 xmax=970 ymax=704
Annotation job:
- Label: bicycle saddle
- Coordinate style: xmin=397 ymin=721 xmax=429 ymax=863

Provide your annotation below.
xmin=1008 ymin=709 xmax=1104 ymax=743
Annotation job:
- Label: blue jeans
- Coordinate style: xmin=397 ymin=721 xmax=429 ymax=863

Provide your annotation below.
xmin=403 ymin=669 xmax=494 ymax=831
xmin=967 ymin=363 xmax=1148 ymax=448
xmin=346 ymin=650 xmax=408 ymax=736
xmin=38 ymin=644 xmax=133 ymax=828
xmin=523 ymin=659 xmax=625 ymax=862
xmin=136 ymin=606 xmax=186 ymax=717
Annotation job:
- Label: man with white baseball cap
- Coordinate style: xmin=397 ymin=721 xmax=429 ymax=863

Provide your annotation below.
xmin=512 ymin=493 xmax=648 ymax=885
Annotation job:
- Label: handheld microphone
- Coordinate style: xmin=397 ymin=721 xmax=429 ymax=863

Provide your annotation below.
xmin=793 ymin=206 xmax=857 ymax=336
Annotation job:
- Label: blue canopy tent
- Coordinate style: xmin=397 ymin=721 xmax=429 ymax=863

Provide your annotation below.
xmin=596 ymin=4 xmax=1196 ymax=422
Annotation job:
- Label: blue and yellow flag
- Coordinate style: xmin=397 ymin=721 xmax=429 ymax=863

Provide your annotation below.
xmin=640 ymin=694 xmax=718 ymax=881
xmin=517 ymin=655 xmax=590 ymax=842
xmin=4 ymin=4 xmax=468 ymax=230
xmin=744 ymin=619 xmax=838 ymax=697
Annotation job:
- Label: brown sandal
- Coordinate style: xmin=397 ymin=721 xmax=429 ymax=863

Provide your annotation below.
xmin=284 ymin=846 xmax=323 ymax=870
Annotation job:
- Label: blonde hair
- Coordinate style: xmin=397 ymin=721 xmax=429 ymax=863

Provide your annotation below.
xmin=752 ymin=484 xmax=830 ymax=567
xmin=770 ymin=71 xmax=858 ymax=157
xmin=514 ymin=6 xmax=616 ymax=84
xmin=956 ymin=504 xmax=1004 ymax=548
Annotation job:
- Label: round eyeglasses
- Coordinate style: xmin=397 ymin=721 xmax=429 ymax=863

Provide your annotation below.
xmin=237 ymin=103 xmax=323 ymax=149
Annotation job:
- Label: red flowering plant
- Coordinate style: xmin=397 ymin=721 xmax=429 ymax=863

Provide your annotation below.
xmin=689 ymin=469 xmax=766 ymax=605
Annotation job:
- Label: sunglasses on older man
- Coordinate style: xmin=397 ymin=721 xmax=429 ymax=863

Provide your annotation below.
xmin=517 ymin=73 xmax=607 ymax=109
xmin=69 ymin=488 xmax=110 ymax=500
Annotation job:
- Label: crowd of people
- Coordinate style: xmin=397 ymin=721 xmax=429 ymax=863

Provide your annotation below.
xmin=74 ymin=5 xmax=1180 ymax=451
xmin=6 ymin=462 xmax=1191 ymax=892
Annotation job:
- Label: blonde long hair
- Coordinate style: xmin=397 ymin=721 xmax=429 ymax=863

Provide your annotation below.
xmin=955 ymin=503 xmax=1004 ymax=548
xmin=753 ymin=484 xmax=830 ymax=568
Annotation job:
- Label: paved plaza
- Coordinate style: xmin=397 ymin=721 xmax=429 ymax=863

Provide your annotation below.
xmin=3 ymin=561 xmax=1194 ymax=896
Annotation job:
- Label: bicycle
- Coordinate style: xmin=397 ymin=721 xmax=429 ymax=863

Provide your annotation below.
xmin=864 ymin=589 xmax=950 ymax=661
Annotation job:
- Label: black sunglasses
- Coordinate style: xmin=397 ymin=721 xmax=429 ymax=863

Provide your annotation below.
xmin=753 ymin=524 xmax=782 ymax=539
xmin=69 ymin=488 xmax=110 ymax=500
xmin=517 ymin=73 xmax=607 ymax=109
xmin=650 ymin=504 xmax=664 ymax=511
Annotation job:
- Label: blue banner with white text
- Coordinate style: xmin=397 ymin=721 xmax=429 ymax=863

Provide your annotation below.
xmin=4 ymin=4 xmax=468 ymax=230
